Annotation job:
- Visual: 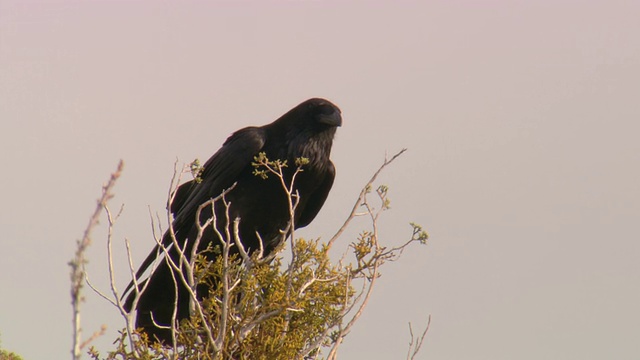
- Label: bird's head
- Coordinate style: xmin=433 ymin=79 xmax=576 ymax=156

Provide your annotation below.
xmin=270 ymin=98 xmax=342 ymax=153
xmin=302 ymin=98 xmax=343 ymax=129
xmin=264 ymin=97 xmax=341 ymax=165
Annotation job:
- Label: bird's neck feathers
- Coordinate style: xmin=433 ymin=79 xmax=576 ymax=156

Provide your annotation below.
xmin=291 ymin=126 xmax=336 ymax=169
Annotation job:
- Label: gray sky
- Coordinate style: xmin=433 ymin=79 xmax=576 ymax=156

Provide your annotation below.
xmin=1 ymin=1 xmax=639 ymax=359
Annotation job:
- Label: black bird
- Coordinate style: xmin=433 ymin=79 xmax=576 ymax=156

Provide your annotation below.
xmin=123 ymin=98 xmax=341 ymax=342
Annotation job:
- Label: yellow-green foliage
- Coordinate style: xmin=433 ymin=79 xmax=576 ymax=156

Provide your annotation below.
xmin=95 ymin=238 xmax=353 ymax=360
xmin=230 ymin=240 xmax=350 ymax=359
xmin=0 ymin=336 xmax=24 ymax=360
xmin=0 ymin=349 xmax=23 ymax=360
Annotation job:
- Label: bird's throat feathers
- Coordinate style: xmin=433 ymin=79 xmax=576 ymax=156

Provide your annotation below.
xmin=287 ymin=126 xmax=336 ymax=171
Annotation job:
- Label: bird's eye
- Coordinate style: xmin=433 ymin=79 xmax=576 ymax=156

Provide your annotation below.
xmin=316 ymin=103 xmax=335 ymax=115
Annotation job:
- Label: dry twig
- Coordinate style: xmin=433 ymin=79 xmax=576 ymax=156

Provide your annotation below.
xmin=70 ymin=160 xmax=123 ymax=360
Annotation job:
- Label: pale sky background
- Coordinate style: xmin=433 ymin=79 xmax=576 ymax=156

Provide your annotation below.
xmin=1 ymin=1 xmax=639 ymax=359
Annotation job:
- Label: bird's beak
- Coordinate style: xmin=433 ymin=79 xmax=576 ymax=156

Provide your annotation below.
xmin=319 ymin=111 xmax=342 ymax=127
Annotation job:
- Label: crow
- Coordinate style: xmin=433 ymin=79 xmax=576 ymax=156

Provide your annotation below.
xmin=123 ymin=98 xmax=341 ymax=342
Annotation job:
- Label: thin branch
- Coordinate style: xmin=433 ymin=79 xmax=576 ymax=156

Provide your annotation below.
xmin=327 ymin=148 xmax=406 ymax=250
xmin=326 ymin=150 xmax=409 ymax=359
xmin=69 ymin=160 xmax=123 ymax=360
xmin=79 ymin=324 xmax=107 ymax=350
xmin=407 ymin=315 xmax=431 ymax=360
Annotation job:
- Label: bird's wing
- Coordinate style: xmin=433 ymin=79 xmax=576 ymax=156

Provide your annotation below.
xmin=173 ymin=126 xmax=266 ymax=226
xmin=123 ymin=127 xmax=266 ymax=299
xmin=169 ymin=126 xmax=266 ymax=219
xmin=170 ymin=179 xmax=196 ymax=216
xmin=296 ymin=161 xmax=336 ymax=228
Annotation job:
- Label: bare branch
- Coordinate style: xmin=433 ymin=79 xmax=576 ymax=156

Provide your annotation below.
xmin=79 ymin=324 xmax=107 ymax=350
xmin=407 ymin=315 xmax=431 ymax=360
xmin=69 ymin=159 xmax=123 ymax=360
xmin=327 ymin=148 xmax=406 ymax=250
